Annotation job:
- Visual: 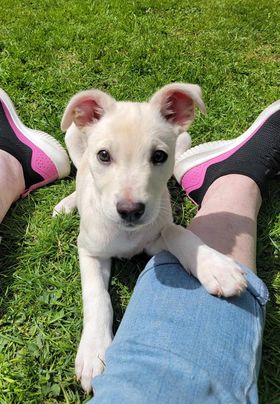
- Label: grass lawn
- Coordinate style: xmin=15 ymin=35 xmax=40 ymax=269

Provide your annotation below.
xmin=0 ymin=0 xmax=279 ymax=402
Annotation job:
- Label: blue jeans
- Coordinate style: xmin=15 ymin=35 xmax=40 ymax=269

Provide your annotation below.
xmin=90 ymin=252 xmax=268 ymax=404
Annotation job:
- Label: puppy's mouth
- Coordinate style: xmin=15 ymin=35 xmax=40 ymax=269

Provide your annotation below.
xmin=118 ymin=214 xmax=157 ymax=230
xmin=120 ymin=219 xmax=147 ymax=230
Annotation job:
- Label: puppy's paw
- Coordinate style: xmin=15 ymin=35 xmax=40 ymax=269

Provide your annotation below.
xmin=161 ymin=224 xmax=247 ymax=298
xmin=75 ymin=330 xmax=112 ymax=393
xmin=52 ymin=193 xmax=77 ymax=217
xmin=196 ymin=247 xmax=247 ymax=297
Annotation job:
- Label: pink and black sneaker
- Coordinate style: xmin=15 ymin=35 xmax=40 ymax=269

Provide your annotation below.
xmin=0 ymin=89 xmax=70 ymax=197
xmin=174 ymin=100 xmax=280 ymax=206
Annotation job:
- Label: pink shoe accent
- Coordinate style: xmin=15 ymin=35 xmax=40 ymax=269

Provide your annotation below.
xmin=181 ymin=127 xmax=259 ymax=194
xmin=1 ymin=100 xmax=59 ymax=194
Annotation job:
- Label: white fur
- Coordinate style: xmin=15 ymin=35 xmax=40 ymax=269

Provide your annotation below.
xmin=54 ymin=83 xmax=247 ymax=392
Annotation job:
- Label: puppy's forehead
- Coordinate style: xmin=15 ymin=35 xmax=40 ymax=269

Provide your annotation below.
xmin=99 ymin=102 xmax=170 ymax=142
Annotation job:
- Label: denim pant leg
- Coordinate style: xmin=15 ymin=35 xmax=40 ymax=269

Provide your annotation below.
xmin=91 ymin=251 xmax=268 ymax=404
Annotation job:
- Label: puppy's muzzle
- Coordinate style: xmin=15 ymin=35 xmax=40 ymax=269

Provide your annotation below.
xmin=116 ymin=200 xmax=145 ymax=223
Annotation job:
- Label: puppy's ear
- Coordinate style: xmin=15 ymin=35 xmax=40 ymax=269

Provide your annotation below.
xmin=149 ymin=83 xmax=206 ymax=132
xmin=61 ymin=89 xmax=115 ymax=131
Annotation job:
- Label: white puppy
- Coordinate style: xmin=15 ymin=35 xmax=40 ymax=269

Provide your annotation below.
xmin=55 ymin=83 xmax=247 ymax=392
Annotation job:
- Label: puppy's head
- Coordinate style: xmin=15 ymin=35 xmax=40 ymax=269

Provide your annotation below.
xmin=62 ymin=83 xmax=206 ymax=229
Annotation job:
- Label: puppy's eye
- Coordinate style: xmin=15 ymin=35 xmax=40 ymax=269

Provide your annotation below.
xmin=97 ymin=150 xmax=111 ymax=164
xmin=151 ymin=150 xmax=168 ymax=165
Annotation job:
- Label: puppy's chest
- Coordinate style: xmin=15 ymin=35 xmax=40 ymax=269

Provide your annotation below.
xmin=80 ymin=222 xmax=160 ymax=259
xmin=109 ymin=232 xmax=152 ymax=258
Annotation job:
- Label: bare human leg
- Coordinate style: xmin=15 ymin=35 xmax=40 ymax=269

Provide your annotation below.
xmin=188 ymin=174 xmax=261 ymax=272
xmin=0 ymin=150 xmax=25 ymax=223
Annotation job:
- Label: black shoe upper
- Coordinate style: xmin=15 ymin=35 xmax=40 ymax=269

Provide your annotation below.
xmin=0 ymin=101 xmax=44 ymax=188
xmin=190 ymin=109 xmax=280 ymax=206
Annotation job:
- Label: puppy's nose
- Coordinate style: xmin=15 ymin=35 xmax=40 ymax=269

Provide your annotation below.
xmin=117 ymin=201 xmax=145 ymax=222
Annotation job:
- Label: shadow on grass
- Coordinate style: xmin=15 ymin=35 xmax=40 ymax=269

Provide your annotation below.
xmin=257 ymin=182 xmax=280 ymax=404
xmin=0 ymin=197 xmax=36 ymax=317
xmin=111 ymin=253 xmax=149 ymax=334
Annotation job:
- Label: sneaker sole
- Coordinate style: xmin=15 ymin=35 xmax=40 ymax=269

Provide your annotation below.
xmin=174 ymin=100 xmax=280 ymax=190
xmin=0 ymin=89 xmax=70 ymax=180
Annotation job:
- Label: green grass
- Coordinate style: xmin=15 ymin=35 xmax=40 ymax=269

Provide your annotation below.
xmin=0 ymin=0 xmax=279 ymax=402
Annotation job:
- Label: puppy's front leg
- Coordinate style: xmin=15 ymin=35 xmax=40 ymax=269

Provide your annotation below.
xmin=162 ymin=224 xmax=247 ymax=297
xmin=145 ymin=234 xmax=167 ymax=256
xmin=76 ymin=247 xmax=113 ymax=393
